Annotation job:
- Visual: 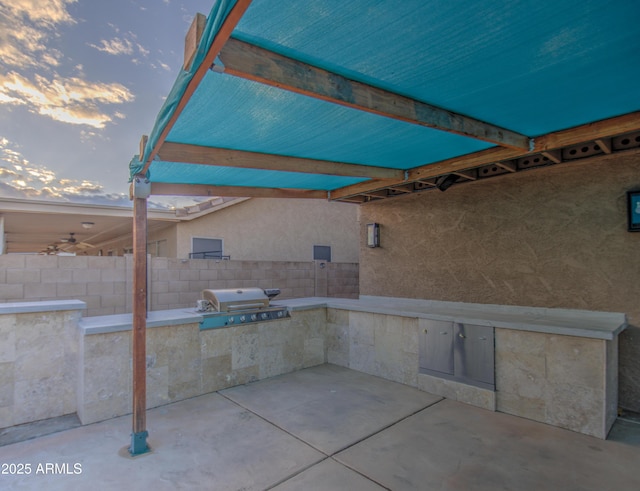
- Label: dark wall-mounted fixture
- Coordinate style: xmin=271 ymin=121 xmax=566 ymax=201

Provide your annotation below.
xmin=367 ymin=223 xmax=380 ymax=247
xmin=627 ymin=190 xmax=640 ymax=231
xmin=435 ymin=174 xmax=459 ymax=192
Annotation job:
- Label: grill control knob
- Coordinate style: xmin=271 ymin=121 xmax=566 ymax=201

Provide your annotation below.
xmin=261 ymin=312 xmax=269 ymax=320
xmin=251 ymin=314 xmax=258 ymax=321
xmin=228 ymin=317 xmax=235 ymax=324
xmin=277 ymin=311 xmax=284 ymax=318
xmin=240 ymin=315 xmax=246 ymax=323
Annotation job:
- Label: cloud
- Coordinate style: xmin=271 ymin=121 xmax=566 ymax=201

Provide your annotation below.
xmin=3 ymin=0 xmax=77 ymax=25
xmin=0 ymin=0 xmax=134 ymax=129
xmin=0 ymin=136 xmax=125 ymax=202
xmin=88 ymin=30 xmax=150 ymax=65
xmin=0 ymin=0 xmax=77 ymax=69
xmin=89 ymin=37 xmax=135 ymax=56
xmin=0 ymin=136 xmax=179 ymax=209
xmin=0 ymin=167 xmax=18 ymax=178
xmin=0 ymin=71 xmax=134 ymax=128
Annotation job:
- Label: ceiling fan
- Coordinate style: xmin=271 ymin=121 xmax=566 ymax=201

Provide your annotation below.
xmin=59 ymin=232 xmax=96 ymax=250
xmin=40 ymin=244 xmax=60 ymax=255
xmin=60 ymin=232 xmax=77 ymax=244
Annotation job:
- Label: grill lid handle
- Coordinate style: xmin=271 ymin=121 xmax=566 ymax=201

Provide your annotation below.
xmin=263 ymin=288 xmax=281 ymax=300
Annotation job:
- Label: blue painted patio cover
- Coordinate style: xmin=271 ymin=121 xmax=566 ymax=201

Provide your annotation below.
xmin=130 ymin=0 xmax=640 ymax=195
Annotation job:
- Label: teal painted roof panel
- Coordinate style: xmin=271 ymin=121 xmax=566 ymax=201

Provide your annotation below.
xmin=165 ymin=72 xmax=493 ymax=169
xmin=135 ymin=0 xmax=640 ymax=195
xmin=234 ymin=0 xmax=640 ymax=136
xmin=150 ymin=161 xmax=366 ymax=190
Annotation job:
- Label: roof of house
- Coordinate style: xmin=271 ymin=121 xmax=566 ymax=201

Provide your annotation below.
xmin=0 ymin=197 xmax=243 ymax=254
xmin=129 ymin=0 xmax=640 ymax=203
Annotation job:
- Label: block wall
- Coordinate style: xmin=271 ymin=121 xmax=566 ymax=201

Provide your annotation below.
xmin=0 ymin=256 xmax=359 ymax=316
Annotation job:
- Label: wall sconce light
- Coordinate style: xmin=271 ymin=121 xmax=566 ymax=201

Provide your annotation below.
xmin=367 ymin=223 xmax=380 ymax=248
xmin=435 ymin=174 xmax=459 ymax=192
xmin=81 ymin=222 xmax=95 ymax=229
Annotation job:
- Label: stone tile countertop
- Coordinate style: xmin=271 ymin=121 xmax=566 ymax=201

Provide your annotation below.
xmin=275 ymin=296 xmax=628 ymax=340
xmin=74 ymin=295 xmax=627 ymax=340
xmin=79 ymin=309 xmax=203 ymax=335
xmin=0 ymin=299 xmax=86 ymax=314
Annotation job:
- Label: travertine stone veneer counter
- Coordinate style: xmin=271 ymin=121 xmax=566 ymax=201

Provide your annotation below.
xmin=4 ymin=297 xmax=624 ymax=439
xmin=279 ymin=296 xmax=627 ymax=439
xmin=77 ymin=307 xmax=326 ymax=425
xmin=0 ymin=300 xmax=86 ymax=429
xmin=281 ymin=296 xmax=627 ymax=340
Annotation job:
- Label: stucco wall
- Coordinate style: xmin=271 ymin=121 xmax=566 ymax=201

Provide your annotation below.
xmin=76 ymin=222 xmax=176 ymax=257
xmin=176 ymin=198 xmax=359 ymax=262
xmin=358 ymin=152 xmax=640 ymax=412
xmin=148 ymin=223 xmax=178 ymax=258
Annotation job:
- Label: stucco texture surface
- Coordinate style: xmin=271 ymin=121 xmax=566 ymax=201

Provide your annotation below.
xmin=176 ymin=198 xmax=359 ymax=262
xmin=359 ymin=152 xmax=640 ymax=411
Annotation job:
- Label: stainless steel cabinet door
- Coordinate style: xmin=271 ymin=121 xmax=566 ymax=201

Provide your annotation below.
xmin=419 ymin=319 xmax=454 ymax=375
xmin=454 ymin=323 xmax=495 ymax=386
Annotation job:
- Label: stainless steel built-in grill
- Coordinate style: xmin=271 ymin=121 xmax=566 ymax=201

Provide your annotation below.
xmin=195 ymin=288 xmax=289 ymax=329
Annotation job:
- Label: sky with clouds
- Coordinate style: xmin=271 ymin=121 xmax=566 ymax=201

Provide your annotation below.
xmin=0 ymin=0 xmax=214 ymax=208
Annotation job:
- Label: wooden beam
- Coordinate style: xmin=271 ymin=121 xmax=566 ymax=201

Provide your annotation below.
xmin=388 ymin=185 xmax=414 ymax=193
xmin=331 ymin=114 xmax=640 ymax=201
xmin=452 ymin=169 xmax=477 ymax=181
xmin=330 ymin=147 xmax=522 ymax=200
xmin=541 ymin=150 xmax=562 ymax=164
xmin=533 ymin=111 xmax=640 ymax=152
xmin=494 ymin=160 xmax=517 ymax=172
xmin=360 ymin=190 xmax=389 ymax=198
xmin=217 ymin=38 xmax=531 ymax=150
xmin=150 ymin=182 xmax=328 ymax=199
xmin=408 ymin=147 xmax=525 ymax=182
xmin=139 ymin=135 xmax=148 ymax=160
xmin=184 ymin=13 xmax=206 ymax=70
xmin=329 ymin=179 xmax=398 ymax=201
xmin=142 ymin=0 xmax=253 ymax=173
xmin=415 ymin=179 xmax=438 ymax=187
xmin=131 ymin=196 xmax=148 ymax=455
xmin=335 ymin=195 xmax=367 ymax=203
xmin=595 ymin=138 xmax=612 ymax=154
xmin=158 ymin=141 xmax=404 ymax=180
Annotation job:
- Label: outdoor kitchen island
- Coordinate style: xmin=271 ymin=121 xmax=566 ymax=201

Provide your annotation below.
xmin=77 ymin=301 xmax=326 ymax=426
xmin=75 ymin=295 xmax=626 ymax=439
xmin=283 ymin=296 xmax=626 ymax=439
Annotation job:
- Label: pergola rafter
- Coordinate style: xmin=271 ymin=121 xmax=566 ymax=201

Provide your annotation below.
xmin=215 ymin=36 xmax=532 ymax=151
xmin=156 ymin=141 xmax=404 ymax=180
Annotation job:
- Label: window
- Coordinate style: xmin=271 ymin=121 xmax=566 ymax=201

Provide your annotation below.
xmin=313 ymin=245 xmax=331 ymax=262
xmin=191 ymin=237 xmax=224 ymax=259
xmin=147 ymin=239 xmax=168 ymax=258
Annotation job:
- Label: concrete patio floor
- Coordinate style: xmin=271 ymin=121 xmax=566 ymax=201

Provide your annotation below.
xmin=1 ymin=364 xmax=639 ymax=490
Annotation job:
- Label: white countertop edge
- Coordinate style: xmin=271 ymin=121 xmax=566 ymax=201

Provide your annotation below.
xmin=79 ymin=309 xmax=202 ymax=335
xmin=0 ymin=299 xmax=86 ymax=315
xmin=281 ymin=296 xmax=627 ymax=340
xmin=77 ymin=296 xmax=628 ymax=340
